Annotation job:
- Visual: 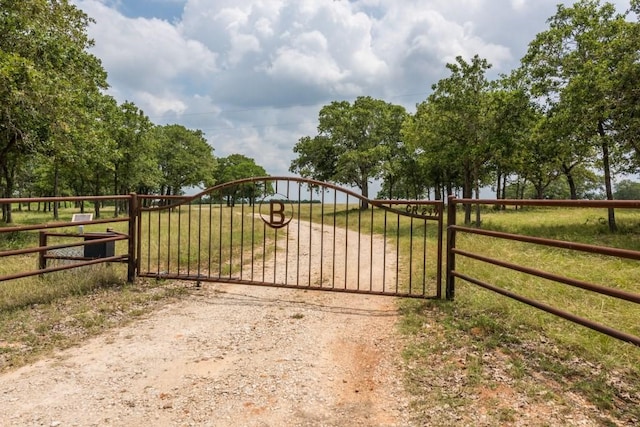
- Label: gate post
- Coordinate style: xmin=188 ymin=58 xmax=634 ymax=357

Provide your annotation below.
xmin=38 ymin=231 xmax=47 ymax=271
xmin=127 ymin=193 xmax=138 ymax=283
xmin=446 ymin=195 xmax=456 ymax=300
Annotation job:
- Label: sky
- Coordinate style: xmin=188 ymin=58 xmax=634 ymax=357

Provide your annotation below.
xmin=71 ymin=0 xmax=631 ymax=194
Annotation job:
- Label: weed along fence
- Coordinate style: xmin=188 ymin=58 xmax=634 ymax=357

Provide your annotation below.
xmin=446 ymin=196 xmax=640 ymax=348
xmin=0 ymin=195 xmax=136 ymax=284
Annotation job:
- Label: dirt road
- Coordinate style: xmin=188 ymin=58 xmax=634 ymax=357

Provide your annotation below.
xmin=0 ymin=220 xmax=414 ymax=426
xmin=0 ymin=285 xmax=412 ymax=426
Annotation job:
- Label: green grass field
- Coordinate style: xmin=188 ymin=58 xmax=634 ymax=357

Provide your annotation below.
xmin=402 ymin=206 xmax=640 ymax=424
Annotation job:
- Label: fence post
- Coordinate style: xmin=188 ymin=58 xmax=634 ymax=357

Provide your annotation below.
xmin=446 ymin=195 xmax=456 ymax=300
xmin=38 ymin=231 xmax=47 ymax=271
xmin=127 ymin=193 xmax=138 ymax=283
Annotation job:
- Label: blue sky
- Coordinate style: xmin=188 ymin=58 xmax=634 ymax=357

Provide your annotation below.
xmin=72 ymin=0 xmax=632 ymax=194
xmin=116 ymin=0 xmax=187 ymax=21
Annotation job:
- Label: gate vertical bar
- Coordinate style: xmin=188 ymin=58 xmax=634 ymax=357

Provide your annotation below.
xmin=208 ymin=193 xmax=213 ymax=278
xmin=422 ymin=217 xmax=427 ymax=296
xmin=273 ymin=180 xmax=278 ymax=283
xmin=262 ymin=215 xmax=266 ymax=281
xmin=156 ymin=207 xmax=161 ymax=275
xmin=409 ymin=216 xmax=414 ymax=294
xmin=218 ymin=198 xmax=223 ymax=276
xmin=177 ymin=202 xmax=182 ymax=274
xmin=436 ymin=202 xmax=444 ymax=299
xmin=240 ymin=193 xmax=245 ymax=281
xmin=167 ymin=204 xmax=172 ymax=275
xmin=285 ymin=180 xmax=291 ymax=285
xmin=344 ymin=195 xmax=349 ymax=289
xmin=308 ymin=184 xmax=313 ymax=287
xmin=332 ymin=189 xmax=337 ymax=289
xmin=357 ymin=204 xmax=361 ymax=290
xmin=369 ymin=206 xmax=374 ymax=291
xmin=146 ymin=201 xmax=151 ymax=272
xmin=296 ymin=182 xmax=301 ymax=286
xmin=197 ymin=200 xmax=202 ymax=282
xmin=251 ymin=194 xmax=256 ymax=281
xmin=187 ymin=203 xmax=192 ymax=276
xmin=229 ymin=202 xmax=234 ymax=279
xmin=38 ymin=231 xmax=47 ymax=271
xmin=320 ymin=186 xmax=325 ymax=287
xmin=446 ymin=195 xmax=456 ymax=300
xmin=136 ymin=195 xmax=142 ymax=275
xmin=383 ymin=209 xmax=388 ymax=292
xmin=395 ymin=213 xmax=400 ymax=293
xmin=128 ymin=193 xmax=138 ymax=283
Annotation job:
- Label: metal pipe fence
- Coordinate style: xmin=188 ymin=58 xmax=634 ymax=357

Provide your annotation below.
xmin=0 ymin=195 xmax=136 ymax=283
xmin=1 ymin=187 xmax=639 ymax=348
xmin=446 ymin=196 xmax=640 ymax=347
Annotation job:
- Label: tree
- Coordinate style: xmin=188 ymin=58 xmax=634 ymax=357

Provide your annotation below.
xmin=0 ymin=0 xmax=108 ymax=222
xmin=413 ymin=55 xmax=493 ymax=224
xmin=214 ymin=154 xmax=269 ymax=206
xmin=377 ymin=141 xmax=430 ymax=200
xmin=614 ymin=179 xmax=640 ymax=200
xmin=110 ymin=101 xmax=160 ymax=214
xmin=520 ymin=0 xmax=638 ymax=230
xmin=290 ymin=96 xmax=406 ymax=209
xmin=402 ymin=101 xmax=463 ymax=201
xmin=153 ymin=124 xmax=216 ymax=197
xmin=483 ymin=74 xmax=538 ymax=203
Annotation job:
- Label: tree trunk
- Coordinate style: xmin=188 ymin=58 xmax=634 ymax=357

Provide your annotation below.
xmin=446 ymin=183 xmax=453 ymax=197
xmin=53 ymin=162 xmax=59 ymax=220
xmin=562 ymin=163 xmax=578 ymax=200
xmin=463 ymin=164 xmax=473 ymax=225
xmin=1 ymin=164 xmax=14 ymax=223
xmin=360 ymin=179 xmax=369 ymax=210
xmin=474 ymin=164 xmax=481 ymax=226
xmin=94 ymin=175 xmax=101 ymax=219
xmin=114 ymin=166 xmax=120 ymax=216
xmin=501 ymin=174 xmax=507 ymax=210
xmin=599 ymin=121 xmax=616 ymax=232
xmin=535 ymin=180 xmax=544 ymax=199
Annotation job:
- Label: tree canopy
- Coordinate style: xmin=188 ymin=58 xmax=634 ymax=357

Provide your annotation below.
xmin=0 ymin=0 xmax=225 ymax=222
xmin=518 ymin=0 xmax=639 ymax=230
xmin=290 ymin=96 xmax=406 ymax=209
xmin=289 ymin=0 xmax=640 ymax=228
xmin=214 ymin=154 xmax=269 ymax=206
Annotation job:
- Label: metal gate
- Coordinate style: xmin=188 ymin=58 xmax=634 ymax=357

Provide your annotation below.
xmin=137 ymin=177 xmax=443 ymax=298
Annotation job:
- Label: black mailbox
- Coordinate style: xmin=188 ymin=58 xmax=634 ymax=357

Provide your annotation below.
xmin=83 ymin=233 xmax=115 ymax=258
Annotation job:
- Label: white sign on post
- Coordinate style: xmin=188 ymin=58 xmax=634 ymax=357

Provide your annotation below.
xmin=71 ymin=213 xmax=93 ymax=234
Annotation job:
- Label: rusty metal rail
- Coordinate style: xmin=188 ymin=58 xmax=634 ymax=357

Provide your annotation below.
xmin=2 ymin=185 xmax=639 ymax=348
xmin=446 ymin=196 xmax=640 ymax=347
xmin=137 ymin=176 xmax=443 ymax=298
xmin=452 ymin=271 xmax=640 ymax=347
xmin=0 ymin=194 xmax=137 ymax=283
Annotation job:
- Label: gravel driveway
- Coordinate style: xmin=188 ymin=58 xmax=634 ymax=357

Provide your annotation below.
xmin=0 ymin=220 xmax=414 ymax=426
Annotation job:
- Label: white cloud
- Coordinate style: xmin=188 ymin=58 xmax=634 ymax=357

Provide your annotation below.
xmin=78 ymin=0 xmax=217 ymax=91
xmin=134 ymin=91 xmax=187 ymax=116
xmin=228 ymin=33 xmax=262 ymax=66
xmin=74 ymin=0 xmax=597 ymax=178
xmin=510 ymin=0 xmax=527 ymax=10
